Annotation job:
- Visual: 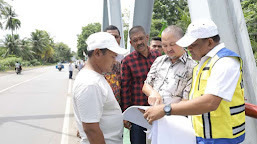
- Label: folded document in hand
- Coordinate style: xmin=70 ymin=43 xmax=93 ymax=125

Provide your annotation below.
xmin=122 ymin=106 xmax=196 ymax=144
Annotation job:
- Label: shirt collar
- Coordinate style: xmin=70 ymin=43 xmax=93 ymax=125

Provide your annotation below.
xmin=135 ymin=46 xmax=152 ymax=58
xmin=164 ymin=51 xmax=188 ymax=64
xmin=204 ymin=43 xmax=225 ymax=59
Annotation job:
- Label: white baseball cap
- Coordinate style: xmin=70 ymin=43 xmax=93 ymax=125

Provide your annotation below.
xmin=176 ymin=19 xmax=219 ymax=47
xmin=86 ymin=32 xmax=128 ymax=55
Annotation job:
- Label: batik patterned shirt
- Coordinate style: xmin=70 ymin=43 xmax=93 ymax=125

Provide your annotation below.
xmin=104 ymin=62 xmax=121 ymax=105
xmin=145 ymin=52 xmax=197 ymax=104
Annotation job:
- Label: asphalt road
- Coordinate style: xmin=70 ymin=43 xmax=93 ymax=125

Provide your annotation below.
xmin=0 ymin=65 xmax=80 ymax=144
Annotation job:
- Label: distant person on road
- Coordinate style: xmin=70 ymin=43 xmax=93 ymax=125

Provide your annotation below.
xmin=73 ymin=32 xmax=128 ymax=144
xmin=78 ymin=61 xmax=83 ymax=71
xmin=15 ymin=61 xmax=22 ymax=71
xmin=68 ymin=61 xmax=73 ymax=79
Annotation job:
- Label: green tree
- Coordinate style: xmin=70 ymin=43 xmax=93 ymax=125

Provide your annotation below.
xmin=152 ymin=0 xmax=188 ymax=26
xmin=53 ymin=42 xmax=72 ymax=62
xmin=41 ymin=41 xmax=54 ymax=63
xmin=150 ymin=19 xmax=166 ymax=40
xmin=30 ymin=29 xmax=50 ymax=59
xmin=20 ymin=38 xmax=34 ymax=61
xmin=2 ymin=34 xmax=35 ymax=61
xmin=0 ymin=0 xmax=10 ymax=29
xmin=122 ymin=8 xmax=130 ymax=48
xmin=0 ymin=46 xmax=7 ymax=58
xmin=174 ymin=5 xmax=191 ymax=32
xmin=2 ymin=34 xmax=22 ymax=57
xmin=150 ymin=0 xmax=190 ymax=40
xmin=40 ymin=33 xmax=54 ymax=63
xmin=2 ymin=6 xmax=21 ymax=36
xmin=77 ymin=23 xmax=101 ymax=58
xmin=241 ymin=0 xmax=257 ymax=62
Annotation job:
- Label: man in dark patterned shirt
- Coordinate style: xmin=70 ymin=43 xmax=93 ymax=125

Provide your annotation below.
xmin=121 ymin=26 xmax=161 ymax=144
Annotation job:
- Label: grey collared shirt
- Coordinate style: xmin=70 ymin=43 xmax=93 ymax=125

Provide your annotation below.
xmin=145 ymin=52 xmax=197 ymax=104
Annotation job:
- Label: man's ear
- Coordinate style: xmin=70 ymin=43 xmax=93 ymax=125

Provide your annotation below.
xmin=208 ymin=38 xmax=215 ymax=49
xmin=146 ymin=34 xmax=149 ymax=40
xmin=93 ymin=49 xmax=102 ymax=58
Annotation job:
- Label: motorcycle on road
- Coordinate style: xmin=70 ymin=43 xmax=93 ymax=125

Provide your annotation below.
xmin=56 ymin=63 xmax=64 ymax=71
xmin=15 ymin=66 xmax=22 ymax=74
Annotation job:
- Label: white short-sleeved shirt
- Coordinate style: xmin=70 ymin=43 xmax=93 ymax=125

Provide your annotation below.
xmin=15 ymin=63 xmax=20 ymax=68
xmin=197 ymin=43 xmax=240 ymax=101
xmin=69 ymin=63 xmax=73 ymax=71
xmin=73 ymin=69 xmax=123 ymax=144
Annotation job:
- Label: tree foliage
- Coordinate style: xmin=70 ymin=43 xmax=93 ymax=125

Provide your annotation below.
xmin=152 ymin=0 xmax=188 ymax=26
xmin=150 ymin=0 xmax=190 ymax=39
xmin=30 ymin=29 xmax=50 ymax=59
xmin=77 ymin=23 xmax=101 ymax=58
xmin=241 ymin=0 xmax=257 ymax=62
xmin=2 ymin=34 xmax=22 ymax=57
xmin=0 ymin=0 xmax=10 ymax=29
xmin=2 ymin=6 xmax=21 ymax=35
xmin=122 ymin=8 xmax=130 ymax=48
xmin=53 ymin=42 xmax=72 ymax=62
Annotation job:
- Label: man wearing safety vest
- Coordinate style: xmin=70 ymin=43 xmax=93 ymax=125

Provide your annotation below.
xmin=143 ymin=19 xmax=245 ymax=144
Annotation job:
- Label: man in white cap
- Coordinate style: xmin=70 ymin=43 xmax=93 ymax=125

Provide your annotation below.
xmin=143 ymin=19 xmax=245 ymax=144
xmin=73 ymin=32 xmax=128 ymax=144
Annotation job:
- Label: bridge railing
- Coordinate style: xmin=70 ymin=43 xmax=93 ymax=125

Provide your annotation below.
xmin=245 ymin=103 xmax=257 ymax=119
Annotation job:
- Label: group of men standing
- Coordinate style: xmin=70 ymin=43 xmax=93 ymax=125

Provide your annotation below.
xmin=73 ymin=19 xmax=245 ymax=144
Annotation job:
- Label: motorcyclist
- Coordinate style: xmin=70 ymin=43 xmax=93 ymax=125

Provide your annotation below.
xmin=57 ymin=62 xmax=63 ymax=71
xmin=15 ymin=61 xmax=22 ymax=70
xmin=15 ymin=61 xmax=22 ymax=74
xmin=58 ymin=62 xmax=62 ymax=66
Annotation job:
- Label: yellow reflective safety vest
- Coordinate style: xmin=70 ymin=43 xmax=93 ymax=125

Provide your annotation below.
xmin=190 ymin=48 xmax=245 ymax=144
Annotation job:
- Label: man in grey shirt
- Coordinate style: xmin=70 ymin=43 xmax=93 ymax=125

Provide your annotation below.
xmin=142 ymin=25 xmax=197 ymax=105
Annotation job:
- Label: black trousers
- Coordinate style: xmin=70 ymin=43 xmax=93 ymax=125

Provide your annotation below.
xmin=69 ymin=71 xmax=73 ymax=79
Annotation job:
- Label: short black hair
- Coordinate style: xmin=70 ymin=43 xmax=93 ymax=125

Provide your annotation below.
xmin=87 ymin=48 xmax=108 ymax=58
xmin=210 ymin=35 xmax=220 ymax=43
xmin=129 ymin=26 xmax=146 ymax=39
xmin=87 ymin=51 xmax=94 ymax=57
xmin=151 ymin=37 xmax=161 ymax=42
xmin=104 ymin=25 xmax=120 ymax=36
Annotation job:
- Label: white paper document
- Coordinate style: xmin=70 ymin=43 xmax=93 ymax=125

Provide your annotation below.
xmin=122 ymin=106 xmax=152 ymax=129
xmin=123 ymin=106 xmax=196 ymax=144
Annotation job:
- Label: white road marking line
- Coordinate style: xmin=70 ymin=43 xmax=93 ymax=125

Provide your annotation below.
xmin=61 ymin=79 xmax=72 ymax=144
xmin=68 ymin=79 xmax=72 ymax=94
xmin=0 ymin=73 xmax=45 ymax=94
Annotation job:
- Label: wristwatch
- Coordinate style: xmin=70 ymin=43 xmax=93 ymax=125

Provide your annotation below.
xmin=163 ymin=104 xmax=172 ymax=116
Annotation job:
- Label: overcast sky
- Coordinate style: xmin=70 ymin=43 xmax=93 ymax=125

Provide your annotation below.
xmin=0 ymin=0 xmax=132 ymax=52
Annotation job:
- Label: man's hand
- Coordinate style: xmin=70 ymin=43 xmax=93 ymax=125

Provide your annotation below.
xmin=144 ymin=104 xmax=165 ymax=125
xmin=123 ymin=120 xmax=131 ymax=130
xmin=148 ymin=91 xmax=163 ymax=106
